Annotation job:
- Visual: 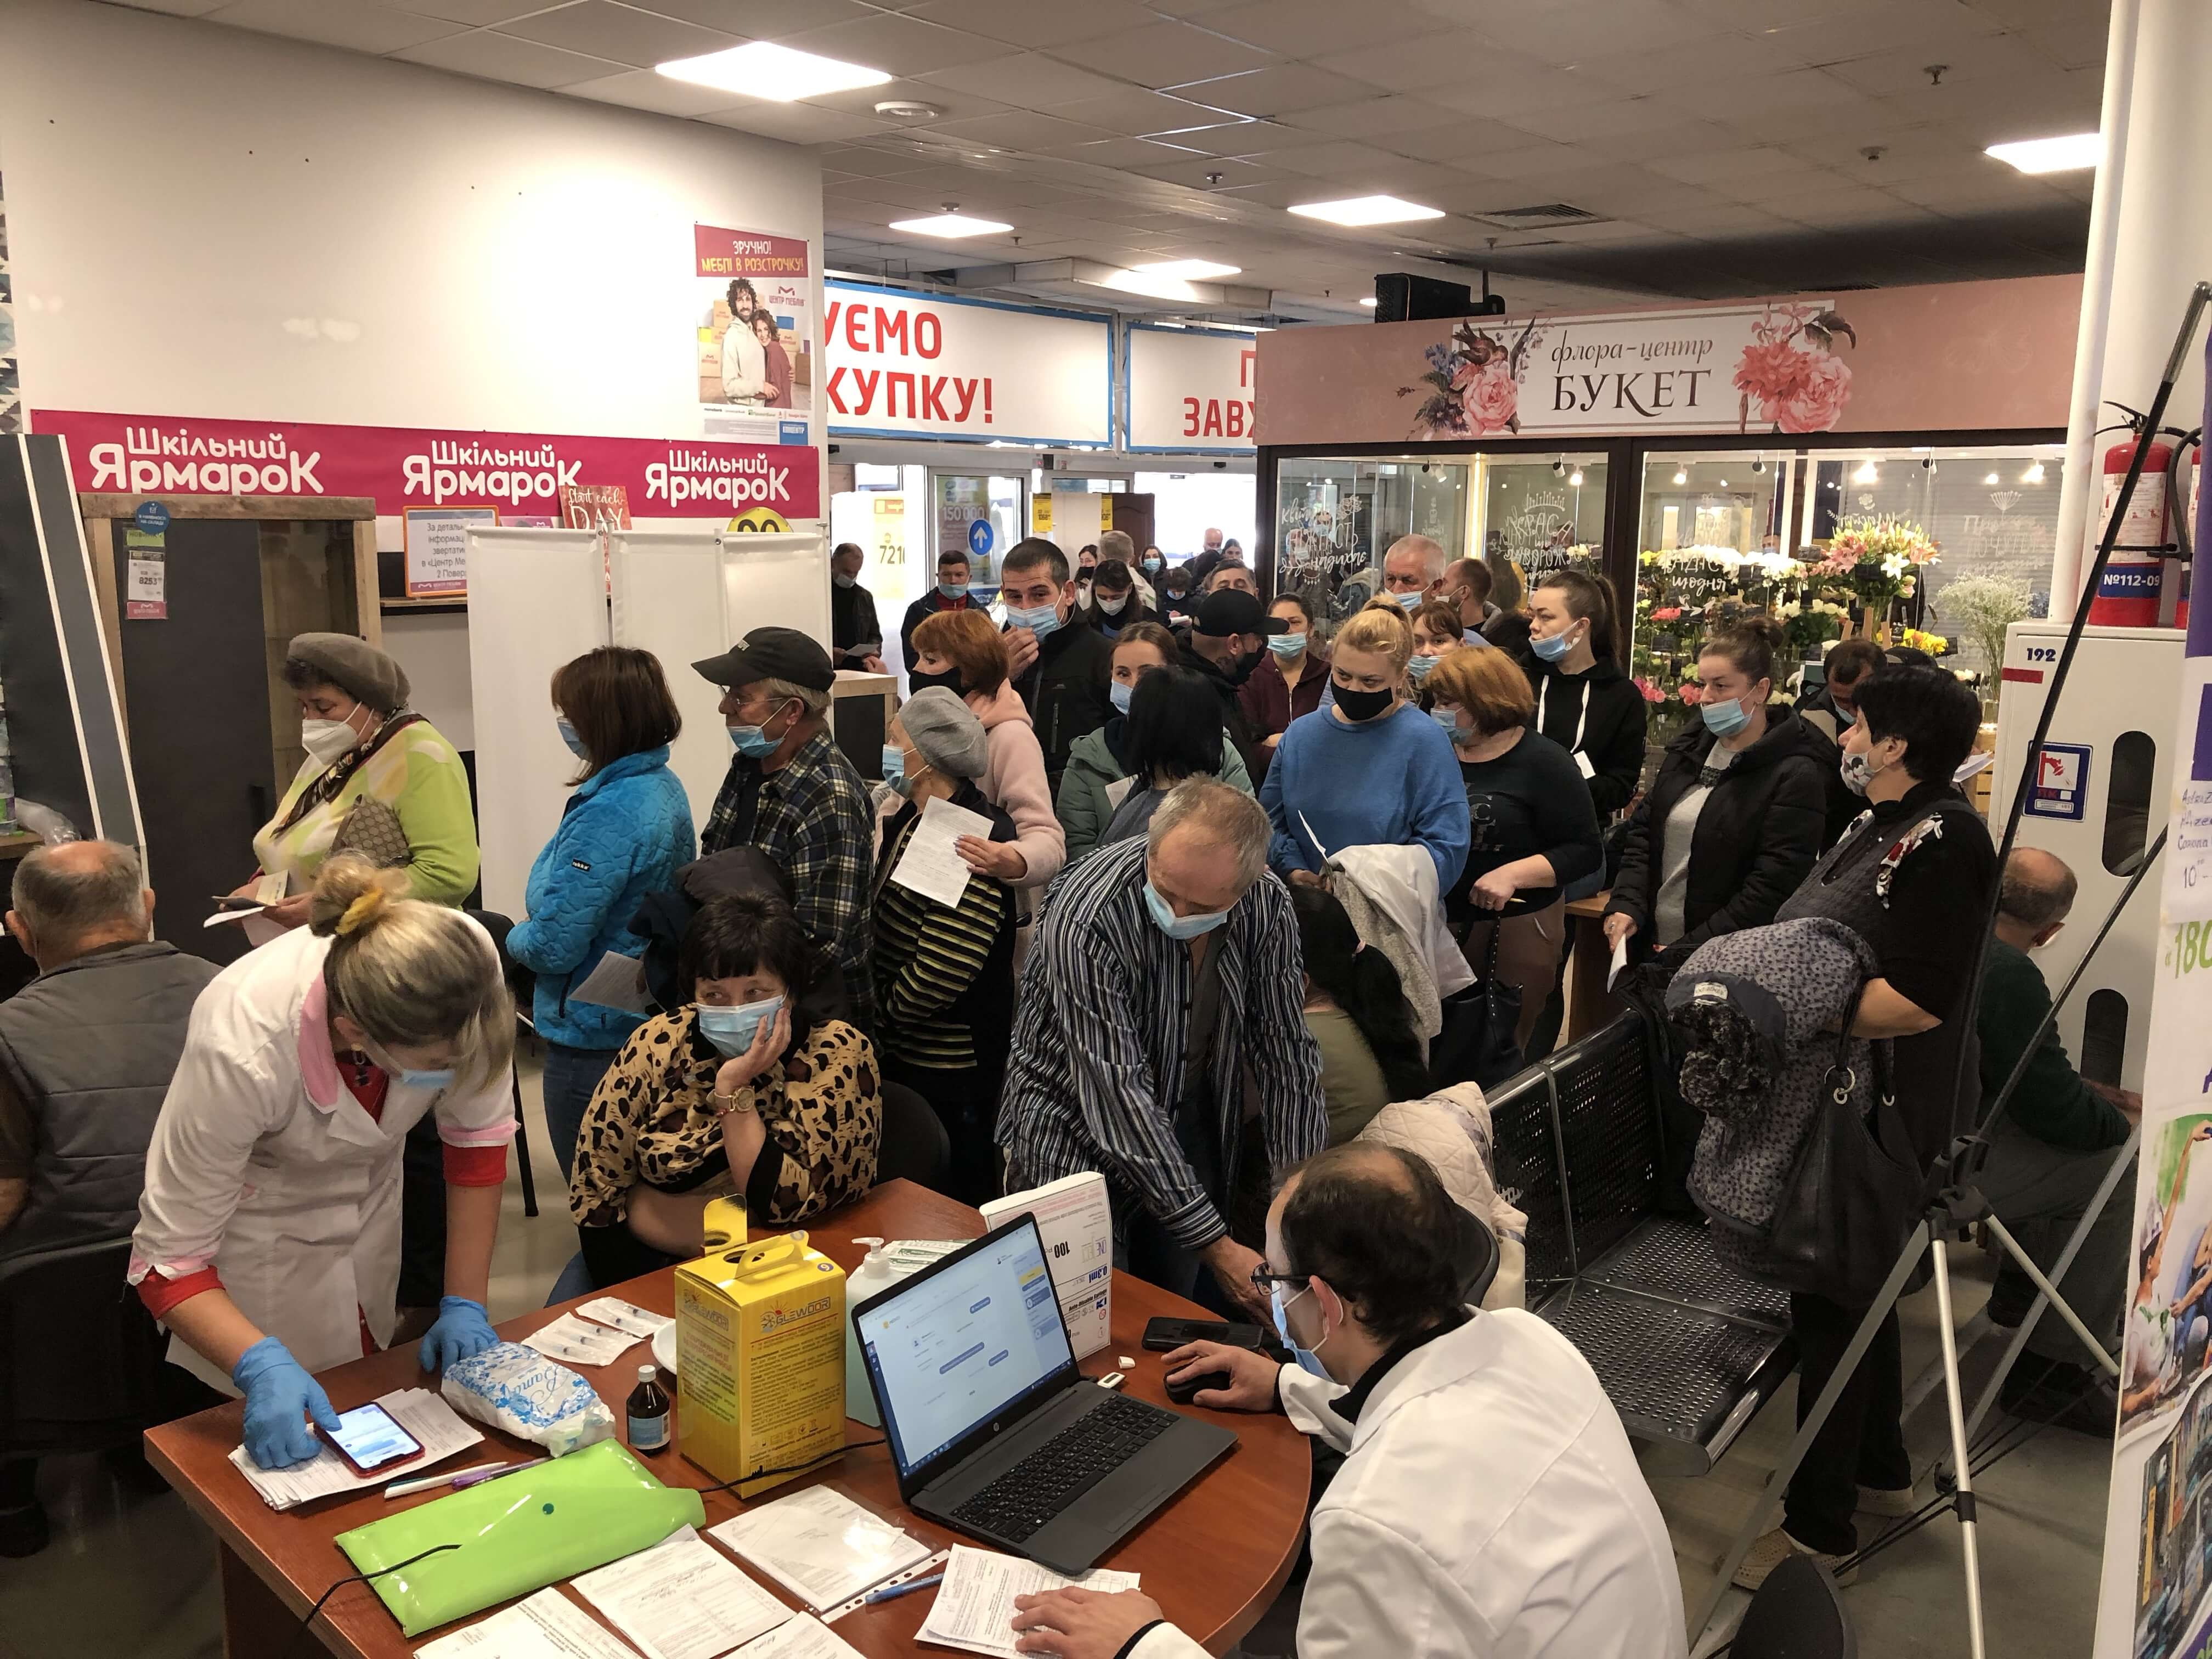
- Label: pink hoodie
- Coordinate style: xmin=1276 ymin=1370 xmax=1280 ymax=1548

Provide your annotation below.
xmin=967 ymin=682 xmax=1066 ymax=890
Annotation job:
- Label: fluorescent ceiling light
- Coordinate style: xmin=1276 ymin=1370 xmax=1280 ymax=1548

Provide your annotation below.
xmin=1359 ymin=297 xmax=1379 ymax=308
xmin=1986 ymin=132 xmax=2100 ymax=174
xmin=1097 ymin=269 xmax=1201 ymax=301
xmin=1130 ymin=259 xmax=1241 ymax=280
xmin=657 ymin=42 xmax=889 ymax=101
xmin=1289 ymin=195 xmax=1444 ymax=227
xmin=888 ymin=212 xmax=1012 ymax=238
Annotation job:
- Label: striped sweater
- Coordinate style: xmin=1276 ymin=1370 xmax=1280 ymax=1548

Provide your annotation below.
xmin=871 ymin=785 xmax=1018 ymax=1073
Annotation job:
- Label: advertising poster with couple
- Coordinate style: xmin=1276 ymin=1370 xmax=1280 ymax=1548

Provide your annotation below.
xmin=695 ymin=223 xmax=811 ymax=447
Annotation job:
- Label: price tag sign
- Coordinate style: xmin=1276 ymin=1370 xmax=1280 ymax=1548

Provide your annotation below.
xmin=123 ymin=526 xmax=167 ymax=619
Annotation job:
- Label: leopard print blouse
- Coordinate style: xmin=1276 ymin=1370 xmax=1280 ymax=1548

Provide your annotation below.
xmin=567 ymin=1006 xmax=881 ymax=1232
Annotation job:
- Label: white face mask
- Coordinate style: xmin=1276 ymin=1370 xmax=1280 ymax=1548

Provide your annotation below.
xmin=301 ymin=711 xmax=367 ymax=766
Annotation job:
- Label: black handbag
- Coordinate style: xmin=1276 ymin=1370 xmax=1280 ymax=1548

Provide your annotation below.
xmin=1757 ymin=998 xmax=1925 ymax=1307
xmin=1429 ymin=921 xmax=1524 ymax=1092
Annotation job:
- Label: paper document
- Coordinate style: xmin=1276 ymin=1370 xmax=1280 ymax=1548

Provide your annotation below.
xmin=1954 ymin=749 xmax=1995 ymax=784
xmin=1102 ymin=776 xmax=1135 ymax=810
xmin=916 ymin=1547 xmax=1140 ymax=1658
xmin=524 ymin=1313 xmax=642 ymax=1368
xmin=578 ymin=1297 xmax=675 ymax=1341
xmin=1608 ymin=933 xmax=1630 ymax=991
xmin=203 ymin=904 xmax=269 ymax=929
xmin=710 ymin=1485 xmax=932 ymax=1611
xmin=227 ymin=1388 xmax=481 ymax=1511
xmin=572 ymin=1525 xmax=790 ymax=1659
xmin=888 ymin=795 xmax=995 ymax=908
xmin=979 ymin=1175 xmax=1113 ymax=1360
xmin=730 ymin=1614 xmax=866 ymax=1658
xmin=1297 ymin=811 xmax=1330 ymax=867
xmin=571 ymin=950 xmax=652 ymax=1014
xmin=418 ymin=1587 xmax=639 ymax=1658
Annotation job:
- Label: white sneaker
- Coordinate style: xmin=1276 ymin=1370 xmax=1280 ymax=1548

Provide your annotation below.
xmin=1731 ymin=1526 xmax=1859 ymax=1591
xmin=1856 ymin=1484 xmax=1920 ymax=1518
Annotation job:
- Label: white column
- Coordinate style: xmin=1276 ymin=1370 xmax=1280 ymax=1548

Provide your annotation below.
xmin=2051 ymin=0 xmax=2212 ymax=614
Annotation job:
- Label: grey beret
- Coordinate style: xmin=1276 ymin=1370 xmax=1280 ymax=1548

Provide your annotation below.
xmin=287 ymin=633 xmax=410 ymax=713
xmin=899 ymin=687 xmax=989 ymax=781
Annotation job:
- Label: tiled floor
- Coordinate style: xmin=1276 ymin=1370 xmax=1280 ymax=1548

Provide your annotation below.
xmin=0 ymin=1055 xmax=2115 ymax=1658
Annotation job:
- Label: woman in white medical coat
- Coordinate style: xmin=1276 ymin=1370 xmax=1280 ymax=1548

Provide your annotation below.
xmin=130 ymin=857 xmax=516 ymax=1470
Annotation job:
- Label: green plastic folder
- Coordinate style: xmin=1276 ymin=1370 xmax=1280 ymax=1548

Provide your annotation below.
xmin=333 ymin=1440 xmax=706 ymax=1636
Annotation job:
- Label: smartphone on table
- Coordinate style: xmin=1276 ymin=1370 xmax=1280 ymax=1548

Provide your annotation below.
xmin=1141 ymin=1317 xmax=1266 ymax=1353
xmin=321 ymin=1403 xmax=425 ymax=1476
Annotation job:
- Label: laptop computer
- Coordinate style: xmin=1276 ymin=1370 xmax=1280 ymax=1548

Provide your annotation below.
xmin=852 ymin=1214 xmax=1238 ymax=1576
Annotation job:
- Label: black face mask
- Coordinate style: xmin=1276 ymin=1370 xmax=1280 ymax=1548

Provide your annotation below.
xmin=1221 ymin=647 xmax=1260 ymax=687
xmin=908 ymin=665 xmax=963 ymax=696
xmin=1333 ymin=683 xmax=1395 ymax=723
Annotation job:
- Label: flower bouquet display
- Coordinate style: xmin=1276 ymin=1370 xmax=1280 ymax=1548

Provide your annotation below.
xmin=1931 ymin=573 xmax=2032 ymax=685
xmin=1809 ymin=515 xmax=1940 ymax=637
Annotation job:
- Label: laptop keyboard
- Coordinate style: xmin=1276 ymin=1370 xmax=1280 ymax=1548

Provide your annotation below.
xmin=950 ymin=1395 xmax=1176 ymax=1543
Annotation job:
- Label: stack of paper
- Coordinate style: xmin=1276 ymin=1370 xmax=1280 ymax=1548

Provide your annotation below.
xmin=916 ymin=1547 xmax=1141 ymax=1658
xmin=579 ymin=1298 xmax=675 ymax=1342
xmin=708 ymin=1486 xmax=932 ymax=1611
xmin=526 ymin=1313 xmax=642 ymax=1368
xmin=571 ymin=1526 xmax=791 ymax=1659
xmin=733 ymin=1615 xmax=867 ymax=1658
xmin=418 ymin=1588 xmax=636 ymax=1658
xmin=227 ymin=1388 xmax=482 ymax=1511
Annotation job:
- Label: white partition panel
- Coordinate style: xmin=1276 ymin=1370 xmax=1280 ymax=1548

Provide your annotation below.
xmin=466 ymin=527 xmax=608 ymax=921
xmin=609 ymin=528 xmax=730 ymax=837
xmin=719 ymin=529 xmax=830 ymax=651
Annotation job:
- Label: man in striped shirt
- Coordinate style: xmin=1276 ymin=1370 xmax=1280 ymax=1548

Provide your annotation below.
xmin=998 ymin=778 xmax=1325 ymax=1318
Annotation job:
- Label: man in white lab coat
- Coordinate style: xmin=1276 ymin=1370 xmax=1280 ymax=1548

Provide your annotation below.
xmin=1010 ymin=1144 xmax=1687 ymax=1659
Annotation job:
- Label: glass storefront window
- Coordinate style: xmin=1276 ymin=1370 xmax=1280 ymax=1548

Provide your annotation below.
xmin=1276 ymin=455 xmax=1469 ymax=615
xmin=1478 ymin=454 xmax=1607 ymax=605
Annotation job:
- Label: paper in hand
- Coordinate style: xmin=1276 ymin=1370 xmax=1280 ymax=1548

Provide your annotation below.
xmin=1607 ymin=933 xmax=1630 ymax=991
xmin=916 ymin=1546 xmax=1140 ymax=1658
xmin=888 ymin=794 xmax=995 ymax=909
xmin=570 ymin=950 xmax=651 ymax=1014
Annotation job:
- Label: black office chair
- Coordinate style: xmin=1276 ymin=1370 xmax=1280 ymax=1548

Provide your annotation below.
xmin=1731 ymin=1553 xmax=1857 ymax=1659
xmin=875 ymin=1081 xmax=952 ymax=1197
xmin=0 ymin=1240 xmax=174 ymax=1463
xmin=467 ymin=909 xmax=539 ymax=1220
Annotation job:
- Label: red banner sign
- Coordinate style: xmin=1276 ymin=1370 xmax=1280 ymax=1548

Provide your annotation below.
xmin=693 ymin=225 xmax=810 ymax=281
xmin=30 ymin=409 xmax=821 ymax=519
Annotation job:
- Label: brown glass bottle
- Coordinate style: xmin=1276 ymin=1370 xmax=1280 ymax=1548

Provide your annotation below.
xmin=627 ymin=1363 xmax=672 ymax=1452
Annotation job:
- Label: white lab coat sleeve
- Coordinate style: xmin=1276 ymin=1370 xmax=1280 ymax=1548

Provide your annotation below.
xmin=433 ymin=1063 xmax=519 ymax=1155
xmin=128 ymin=1020 xmax=292 ymax=1284
xmin=1299 ymin=1506 xmax=1494 ymax=1659
xmin=1278 ymin=1364 xmax=1356 ymax=1454
xmin=1128 ymin=1624 xmax=1212 ymax=1659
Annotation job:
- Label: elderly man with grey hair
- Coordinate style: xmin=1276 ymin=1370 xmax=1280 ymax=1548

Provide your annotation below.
xmin=0 ymin=840 xmax=218 ymax=1556
xmin=1380 ymin=533 xmax=1448 ymax=612
xmin=997 ymin=777 xmax=1324 ymax=1318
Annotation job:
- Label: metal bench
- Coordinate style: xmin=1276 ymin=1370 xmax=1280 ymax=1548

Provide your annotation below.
xmin=1488 ymin=1012 xmax=1797 ymax=1475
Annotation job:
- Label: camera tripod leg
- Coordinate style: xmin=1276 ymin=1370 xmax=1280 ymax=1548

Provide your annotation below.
xmin=1928 ymin=1234 xmax=1989 ymax=1659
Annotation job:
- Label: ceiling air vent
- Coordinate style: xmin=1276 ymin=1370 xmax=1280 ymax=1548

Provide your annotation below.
xmin=1473 ymin=203 xmax=1608 ymax=229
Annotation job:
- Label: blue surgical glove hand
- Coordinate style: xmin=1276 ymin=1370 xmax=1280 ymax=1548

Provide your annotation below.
xmin=419 ymin=1295 xmax=499 ymax=1373
xmin=232 ymin=1336 xmax=340 ymax=1471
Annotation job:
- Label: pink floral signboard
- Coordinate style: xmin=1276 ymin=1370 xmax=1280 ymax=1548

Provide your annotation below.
xmin=1401 ymin=301 xmax=1858 ymax=441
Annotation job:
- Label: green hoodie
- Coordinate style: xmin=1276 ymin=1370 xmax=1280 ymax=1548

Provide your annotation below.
xmin=1053 ymin=718 xmax=1254 ymax=865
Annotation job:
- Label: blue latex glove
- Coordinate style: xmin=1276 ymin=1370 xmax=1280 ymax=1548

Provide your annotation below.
xmin=232 ymin=1336 xmax=340 ymax=1471
xmin=419 ymin=1295 xmax=499 ymax=1373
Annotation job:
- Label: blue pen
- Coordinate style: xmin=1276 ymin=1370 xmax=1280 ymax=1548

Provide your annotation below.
xmin=864 ymin=1572 xmax=944 ymax=1606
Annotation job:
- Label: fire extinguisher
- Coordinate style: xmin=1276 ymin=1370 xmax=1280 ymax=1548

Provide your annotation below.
xmin=2086 ymin=403 xmax=2180 ymax=625
xmin=2170 ymin=426 xmax=2200 ymax=630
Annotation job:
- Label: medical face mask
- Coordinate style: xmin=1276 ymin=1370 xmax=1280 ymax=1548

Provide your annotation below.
xmin=556 ymin=718 xmax=589 ymax=759
xmin=1700 ymin=695 xmax=1751 ymax=738
xmin=1110 ymin=681 xmax=1135 ymax=715
xmin=1432 ymin=707 xmax=1468 ymax=744
xmin=1271 ymin=1283 xmax=1334 ymax=1380
xmin=1003 ymin=601 xmax=1063 ymax=641
xmin=1142 ymin=556 xmax=1163 ymax=573
xmin=726 ymin=697 xmax=793 ymax=760
xmin=1266 ymin=632 xmax=1306 ymax=658
xmin=1097 ymin=592 xmax=1128 ymax=616
xmin=364 ymin=1040 xmax=455 ymax=1094
xmin=1530 ymin=623 xmax=1578 ymax=663
xmin=1143 ymin=880 xmax=1229 ymax=941
xmin=1407 ymin=653 xmax=1440 ymax=684
xmin=1463 ymin=628 xmax=1486 ymax=648
xmin=937 ymin=580 xmax=967 ymax=600
xmin=695 ymin=995 xmax=785 ymax=1058
xmin=1839 ymin=747 xmax=1891 ymax=796
xmin=302 ymin=710 xmax=367 ymax=768
xmin=833 ymin=573 xmax=857 ymax=589
xmin=1393 ymin=589 xmax=1423 ymax=611
xmin=881 ymin=744 xmax=915 ymax=797
xmin=1333 ymin=682 xmax=1394 ymax=723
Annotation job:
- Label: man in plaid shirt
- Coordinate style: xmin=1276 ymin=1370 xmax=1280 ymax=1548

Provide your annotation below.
xmin=695 ymin=628 xmax=874 ymax=1028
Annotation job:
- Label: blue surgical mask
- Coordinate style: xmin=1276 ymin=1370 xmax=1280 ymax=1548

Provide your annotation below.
xmin=1004 ymin=602 xmax=1062 ymax=642
xmin=1143 ymin=880 xmax=1229 ymax=941
xmin=1393 ymin=590 xmax=1423 ymax=611
xmin=1266 ymin=633 xmax=1306 ymax=658
xmin=1531 ymin=628 xmax=1573 ymax=662
xmin=1432 ymin=707 xmax=1466 ymax=743
xmin=881 ymin=744 xmax=912 ymax=795
xmin=365 ymin=1040 xmax=454 ymax=1093
xmin=1142 ymin=556 xmax=1163 ymax=573
xmin=695 ymin=995 xmax=785 ymax=1057
xmin=1407 ymin=653 xmax=1440 ymax=684
xmin=726 ymin=697 xmax=793 ymax=759
xmin=1700 ymin=696 xmax=1751 ymax=738
xmin=1462 ymin=628 xmax=1487 ymax=648
xmin=1271 ymin=1283 xmax=1333 ymax=1380
xmin=938 ymin=580 xmax=967 ymax=600
xmin=556 ymin=717 xmax=588 ymax=759
xmin=1110 ymin=681 xmax=1134 ymax=715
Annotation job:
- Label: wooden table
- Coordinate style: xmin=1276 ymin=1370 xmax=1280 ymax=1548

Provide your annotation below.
xmin=1561 ymin=891 xmax=1625 ymax=1043
xmin=146 ymin=1181 xmax=1312 ymax=1658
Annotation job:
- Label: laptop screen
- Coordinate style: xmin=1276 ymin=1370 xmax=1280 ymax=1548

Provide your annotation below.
xmin=857 ymin=1217 xmax=1076 ymax=1482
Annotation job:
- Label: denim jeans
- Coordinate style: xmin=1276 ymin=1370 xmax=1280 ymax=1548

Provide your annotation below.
xmin=541 ymin=1041 xmax=619 ymax=1187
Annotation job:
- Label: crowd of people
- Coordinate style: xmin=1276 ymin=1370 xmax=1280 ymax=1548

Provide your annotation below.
xmin=0 ymin=523 xmax=2135 ymax=1658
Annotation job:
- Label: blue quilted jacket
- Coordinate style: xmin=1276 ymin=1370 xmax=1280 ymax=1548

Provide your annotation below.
xmin=507 ymin=747 xmax=696 ymax=1049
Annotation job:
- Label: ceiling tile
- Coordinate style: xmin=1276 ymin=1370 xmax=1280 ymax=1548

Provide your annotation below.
xmin=637 ymin=0 xmax=883 ymax=33
xmin=1664 ymin=204 xmax=1803 ymax=236
xmin=1649 ymin=146 xmax=1808 ymax=184
xmin=1200 ymin=0 xmax=1455 ymax=57
xmin=802 ymin=75 xmax=1011 ymax=121
xmin=1575 ymin=121 xmax=1745 ymax=163
xmin=1781 ymin=127 xmax=1979 ymax=182
xmin=205 ymin=0 xmax=465 ymax=54
xmin=1046 ymin=134 xmax=1218 ymax=167
xmin=1130 ymin=154 xmax=1289 ymax=189
xmin=393 ymin=29 xmax=628 ymax=87
xmin=916 ymin=111 xmax=1122 ymax=150
xmin=1454 ymin=141 xmax=1613 ymax=180
xmin=1159 ymin=121 xmax=1325 ymax=157
xmin=1877 ymin=70 xmax=2100 ymax=137
xmin=1421 ymin=69 xmax=1610 ymax=119
xmin=1077 ymin=20 xmax=1278 ymax=88
xmin=1473 ymin=0 xmax=1722 ymax=66
xmin=1380 ymin=119 xmax=1564 ymax=165
xmin=1820 ymin=32 xmax=2058 ymax=97
xmin=1164 ymin=62 xmax=1384 ymax=117
xmin=901 ymin=0 xmax=1160 ymax=49
xmin=919 ymin=52 xmax=1126 ymax=106
xmin=815 ymin=143 xmax=944 ymax=176
xmin=1321 ymin=31 xmax=1546 ymax=93
xmin=1261 ymin=139 xmax=1425 ymax=184
xmin=564 ymin=66 xmax=755 ymax=116
xmin=1575 ymin=31 xmax=1817 ymax=92
xmin=1671 ymin=0 xmax=1869 ymax=25
xmin=1498 ymin=95 xmax=1699 ymax=144
xmin=698 ymin=102 xmax=899 ymax=143
xmin=1705 ymin=165 xmax=1856 ymax=205
xmin=1753 ymin=0 xmax=2006 ymax=66
xmin=1051 ymin=87 xmax=1243 ymax=135
xmin=377 ymin=0 xmax=544 ymax=21
xmin=775 ymin=12 xmax=1021 ymax=78
xmin=1769 ymin=185 xmax=1931 ymax=224
xmin=106 ymin=0 xmax=226 ymax=13
xmin=2024 ymin=20 xmax=2108 ymax=72
xmin=1277 ymin=96 xmax=1471 ymax=139
xmin=495 ymin=2 xmax=738 ymax=67
xmin=1652 ymin=66 xmax=1869 ymax=122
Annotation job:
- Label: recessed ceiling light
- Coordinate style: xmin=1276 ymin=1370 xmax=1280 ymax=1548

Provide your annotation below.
xmin=1986 ymin=132 xmax=2100 ymax=174
xmin=873 ymin=100 xmax=941 ymax=120
xmin=1130 ymin=259 xmax=1242 ymax=280
xmin=657 ymin=42 xmax=890 ymax=101
xmin=1289 ymin=195 xmax=1444 ymax=227
xmin=1098 ymin=269 xmax=1201 ymax=301
xmin=1358 ymin=297 xmax=1379 ymax=308
xmin=888 ymin=212 xmax=1012 ymax=238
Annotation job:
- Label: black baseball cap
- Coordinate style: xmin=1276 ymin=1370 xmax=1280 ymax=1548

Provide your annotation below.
xmin=1194 ymin=590 xmax=1286 ymax=638
xmin=692 ymin=627 xmax=835 ymax=692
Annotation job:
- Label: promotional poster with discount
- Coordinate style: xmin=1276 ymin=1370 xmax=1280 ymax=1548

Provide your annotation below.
xmin=1125 ymin=325 xmax=1258 ymax=452
xmin=823 ymin=283 xmax=1111 ymax=447
xmin=30 ymin=409 xmax=821 ymax=521
xmin=693 ymin=223 xmax=812 ymax=448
